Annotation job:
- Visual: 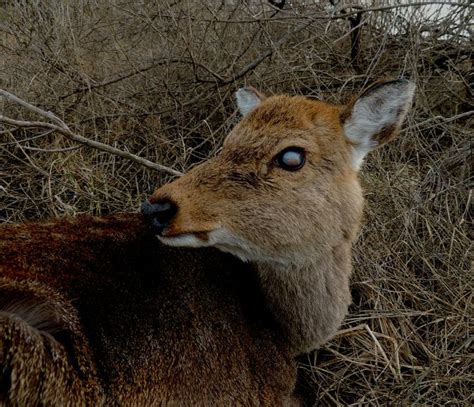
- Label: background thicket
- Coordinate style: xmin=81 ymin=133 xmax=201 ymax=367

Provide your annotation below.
xmin=1 ymin=1 xmax=472 ymax=405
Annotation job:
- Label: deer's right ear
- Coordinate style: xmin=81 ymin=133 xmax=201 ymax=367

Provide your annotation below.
xmin=235 ymin=87 xmax=264 ymax=116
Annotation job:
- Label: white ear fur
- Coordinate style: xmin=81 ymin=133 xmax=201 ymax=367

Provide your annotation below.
xmin=235 ymin=87 xmax=262 ymax=116
xmin=344 ymin=80 xmax=415 ymax=170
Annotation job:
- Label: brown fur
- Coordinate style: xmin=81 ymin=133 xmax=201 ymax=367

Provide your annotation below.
xmin=1 ymin=215 xmax=296 ymax=405
xmin=0 ymin=81 xmax=412 ymax=405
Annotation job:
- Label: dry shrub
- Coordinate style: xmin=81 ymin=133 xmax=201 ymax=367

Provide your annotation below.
xmin=1 ymin=1 xmax=472 ymax=405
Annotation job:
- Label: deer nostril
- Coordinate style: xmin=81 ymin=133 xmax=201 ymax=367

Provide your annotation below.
xmin=141 ymin=199 xmax=177 ymax=234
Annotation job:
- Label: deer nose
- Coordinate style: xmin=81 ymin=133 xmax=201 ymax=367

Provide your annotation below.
xmin=141 ymin=199 xmax=177 ymax=235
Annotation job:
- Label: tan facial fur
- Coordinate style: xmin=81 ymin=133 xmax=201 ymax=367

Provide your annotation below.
xmin=152 ymin=96 xmax=363 ymax=264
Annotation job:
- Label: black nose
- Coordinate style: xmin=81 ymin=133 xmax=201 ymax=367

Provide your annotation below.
xmin=141 ymin=199 xmax=177 ymax=235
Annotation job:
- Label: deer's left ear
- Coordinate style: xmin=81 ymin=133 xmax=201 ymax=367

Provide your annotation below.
xmin=235 ymin=87 xmax=265 ymax=116
xmin=342 ymin=79 xmax=415 ymax=170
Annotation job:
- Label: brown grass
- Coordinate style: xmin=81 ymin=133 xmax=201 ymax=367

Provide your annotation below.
xmin=1 ymin=1 xmax=472 ymax=405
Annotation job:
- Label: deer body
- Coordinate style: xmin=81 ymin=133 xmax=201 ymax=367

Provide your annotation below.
xmin=0 ymin=215 xmax=296 ymax=405
xmin=0 ymin=80 xmax=414 ymax=405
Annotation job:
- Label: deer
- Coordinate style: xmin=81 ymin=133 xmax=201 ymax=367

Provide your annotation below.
xmin=0 ymin=79 xmax=414 ymax=405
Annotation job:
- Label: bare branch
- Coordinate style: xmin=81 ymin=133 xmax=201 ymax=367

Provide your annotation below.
xmin=0 ymin=90 xmax=183 ymax=177
xmin=333 ymin=2 xmax=472 ymax=20
xmin=1 ymin=89 xmax=68 ymax=128
xmin=59 ymin=58 xmax=187 ymax=99
xmin=166 ymin=2 xmax=471 ymax=24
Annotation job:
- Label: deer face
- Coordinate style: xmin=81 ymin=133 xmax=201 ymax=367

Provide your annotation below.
xmin=142 ymin=80 xmax=414 ymax=265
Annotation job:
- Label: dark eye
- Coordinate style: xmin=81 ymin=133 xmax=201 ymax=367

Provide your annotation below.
xmin=275 ymin=147 xmax=305 ymax=171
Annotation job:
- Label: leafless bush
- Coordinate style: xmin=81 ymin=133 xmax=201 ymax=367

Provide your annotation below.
xmin=1 ymin=0 xmax=472 ymax=405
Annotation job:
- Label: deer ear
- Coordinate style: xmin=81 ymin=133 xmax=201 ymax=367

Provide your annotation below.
xmin=342 ymin=79 xmax=415 ymax=170
xmin=235 ymin=87 xmax=265 ymax=116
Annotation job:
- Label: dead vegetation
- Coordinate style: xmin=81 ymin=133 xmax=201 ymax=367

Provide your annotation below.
xmin=0 ymin=1 xmax=472 ymax=405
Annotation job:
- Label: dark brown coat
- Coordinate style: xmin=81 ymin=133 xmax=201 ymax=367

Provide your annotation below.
xmin=0 ymin=214 xmax=296 ymax=405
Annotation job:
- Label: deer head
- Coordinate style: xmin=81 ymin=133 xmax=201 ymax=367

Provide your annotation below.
xmin=142 ymin=80 xmax=414 ymax=268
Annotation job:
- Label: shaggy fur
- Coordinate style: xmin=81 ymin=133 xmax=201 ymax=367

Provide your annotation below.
xmin=0 ymin=80 xmax=413 ymax=405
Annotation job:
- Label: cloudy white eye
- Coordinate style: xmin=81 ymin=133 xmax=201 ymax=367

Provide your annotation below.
xmin=275 ymin=147 xmax=305 ymax=171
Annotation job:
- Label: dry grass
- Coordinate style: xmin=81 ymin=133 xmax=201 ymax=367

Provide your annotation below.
xmin=1 ymin=1 xmax=472 ymax=405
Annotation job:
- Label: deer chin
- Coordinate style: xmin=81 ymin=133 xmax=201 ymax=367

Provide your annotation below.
xmin=157 ymin=227 xmax=214 ymax=247
xmin=158 ymin=228 xmax=287 ymax=265
xmin=156 ymin=227 xmax=244 ymax=250
xmin=156 ymin=227 xmax=252 ymax=262
xmin=157 ymin=233 xmax=210 ymax=248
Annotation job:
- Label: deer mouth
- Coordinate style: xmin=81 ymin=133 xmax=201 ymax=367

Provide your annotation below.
xmin=157 ymin=230 xmax=214 ymax=248
xmin=157 ymin=227 xmax=257 ymax=263
xmin=157 ymin=227 xmax=244 ymax=251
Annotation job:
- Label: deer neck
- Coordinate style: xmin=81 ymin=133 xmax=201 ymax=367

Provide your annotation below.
xmin=256 ymin=246 xmax=352 ymax=355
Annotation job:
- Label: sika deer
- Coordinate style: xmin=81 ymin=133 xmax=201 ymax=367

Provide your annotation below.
xmin=0 ymin=79 xmax=414 ymax=405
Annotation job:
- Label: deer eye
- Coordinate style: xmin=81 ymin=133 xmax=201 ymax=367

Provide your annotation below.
xmin=275 ymin=147 xmax=305 ymax=171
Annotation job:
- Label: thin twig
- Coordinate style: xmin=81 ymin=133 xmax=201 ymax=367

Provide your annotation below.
xmin=413 ymin=110 xmax=473 ymax=129
xmin=59 ymin=58 xmax=200 ymax=99
xmin=364 ymin=324 xmax=401 ymax=383
xmin=222 ymin=18 xmax=316 ymax=83
xmin=0 ymin=129 xmax=55 ymax=146
xmin=59 ymin=58 xmax=226 ymax=99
